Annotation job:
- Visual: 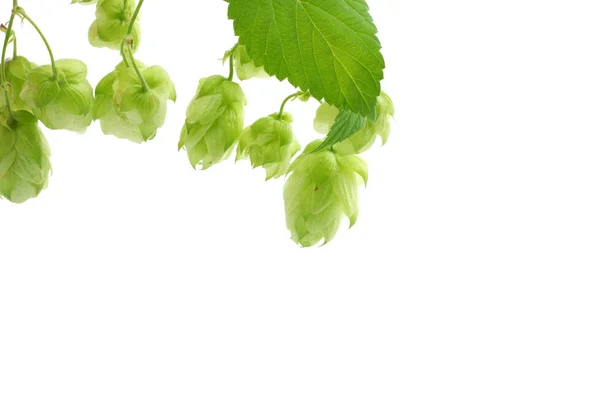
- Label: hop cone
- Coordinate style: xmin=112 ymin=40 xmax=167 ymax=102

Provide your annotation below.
xmin=93 ymin=60 xmax=176 ymax=143
xmin=284 ymin=140 xmax=368 ymax=247
xmin=89 ymin=0 xmax=141 ymax=51
xmin=0 ymin=111 xmax=51 ymax=203
xmin=314 ymin=91 xmax=395 ymax=155
xmin=71 ymin=0 xmax=96 ymax=4
xmin=0 ymin=56 xmax=36 ymax=112
xmin=236 ymin=112 xmax=301 ymax=180
xmin=179 ymin=75 xmax=246 ymax=169
xmin=20 ymin=59 xmax=94 ymax=133
xmin=233 ymin=45 xmax=268 ymax=81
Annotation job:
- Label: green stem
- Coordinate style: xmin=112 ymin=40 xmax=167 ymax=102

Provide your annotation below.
xmin=120 ymin=0 xmax=143 ymax=64
xmin=227 ymin=43 xmax=238 ymax=81
xmin=127 ymin=0 xmax=144 ymax=36
xmin=277 ymin=91 xmax=303 ymax=119
xmin=17 ymin=8 xmax=57 ymax=79
xmin=128 ymin=44 xmax=149 ymax=91
xmin=1 ymin=0 xmax=18 ymax=122
xmin=12 ymin=35 xmax=17 ymax=59
xmin=120 ymin=42 xmax=130 ymax=67
xmin=120 ymin=0 xmax=149 ymax=89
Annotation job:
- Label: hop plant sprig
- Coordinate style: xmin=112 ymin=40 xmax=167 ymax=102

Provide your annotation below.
xmin=1 ymin=0 xmax=394 ymax=246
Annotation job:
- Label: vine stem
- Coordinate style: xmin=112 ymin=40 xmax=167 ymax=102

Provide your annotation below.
xmin=127 ymin=0 xmax=144 ymax=37
xmin=128 ymin=45 xmax=149 ymax=91
xmin=120 ymin=0 xmax=149 ymax=90
xmin=16 ymin=8 xmax=57 ymax=79
xmin=1 ymin=0 xmax=18 ymax=122
xmin=227 ymin=43 xmax=238 ymax=81
xmin=277 ymin=91 xmax=304 ymax=120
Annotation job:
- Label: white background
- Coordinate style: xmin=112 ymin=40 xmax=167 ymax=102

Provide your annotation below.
xmin=1 ymin=0 xmax=600 ymax=399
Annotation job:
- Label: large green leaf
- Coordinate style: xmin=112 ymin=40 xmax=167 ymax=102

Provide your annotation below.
xmin=227 ymin=0 xmax=385 ymax=119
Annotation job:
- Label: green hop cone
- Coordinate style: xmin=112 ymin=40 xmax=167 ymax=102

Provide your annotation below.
xmin=236 ymin=112 xmax=301 ymax=180
xmin=284 ymin=140 xmax=368 ymax=247
xmin=0 ymin=111 xmax=51 ymax=204
xmin=89 ymin=0 xmax=141 ymax=51
xmin=314 ymin=91 xmax=395 ymax=155
xmin=0 ymin=56 xmax=36 ymax=112
xmin=93 ymin=60 xmax=176 ymax=143
xmin=232 ymin=45 xmax=268 ymax=81
xmin=20 ymin=59 xmax=94 ymax=133
xmin=71 ymin=0 xmax=97 ymax=4
xmin=179 ymin=75 xmax=246 ymax=169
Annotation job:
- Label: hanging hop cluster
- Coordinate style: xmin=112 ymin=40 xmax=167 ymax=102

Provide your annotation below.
xmin=3 ymin=1 xmax=395 ymax=248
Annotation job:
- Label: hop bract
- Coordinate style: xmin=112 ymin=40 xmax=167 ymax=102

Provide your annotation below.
xmin=94 ymin=60 xmax=176 ymax=143
xmin=314 ymin=91 xmax=395 ymax=155
xmin=0 ymin=111 xmax=51 ymax=204
xmin=20 ymin=59 xmax=94 ymax=133
xmin=233 ymin=45 xmax=268 ymax=81
xmin=284 ymin=140 xmax=368 ymax=247
xmin=0 ymin=56 xmax=36 ymax=112
xmin=89 ymin=0 xmax=141 ymax=51
xmin=236 ymin=112 xmax=301 ymax=180
xmin=179 ymin=75 xmax=246 ymax=169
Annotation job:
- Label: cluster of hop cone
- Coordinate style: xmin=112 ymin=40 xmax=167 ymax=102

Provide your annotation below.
xmin=1 ymin=0 xmax=394 ymax=247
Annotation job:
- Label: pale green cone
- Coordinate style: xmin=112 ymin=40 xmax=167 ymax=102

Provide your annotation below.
xmin=20 ymin=59 xmax=94 ymax=133
xmin=179 ymin=75 xmax=246 ymax=170
xmin=236 ymin=112 xmax=301 ymax=180
xmin=94 ymin=60 xmax=176 ymax=143
xmin=284 ymin=140 xmax=368 ymax=247
xmin=71 ymin=0 xmax=97 ymax=4
xmin=314 ymin=91 xmax=395 ymax=155
xmin=0 ymin=56 xmax=36 ymax=113
xmin=233 ymin=45 xmax=268 ymax=81
xmin=89 ymin=0 xmax=141 ymax=51
xmin=0 ymin=111 xmax=51 ymax=204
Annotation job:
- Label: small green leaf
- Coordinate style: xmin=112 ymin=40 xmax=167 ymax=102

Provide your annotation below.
xmin=313 ymin=110 xmax=367 ymax=152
